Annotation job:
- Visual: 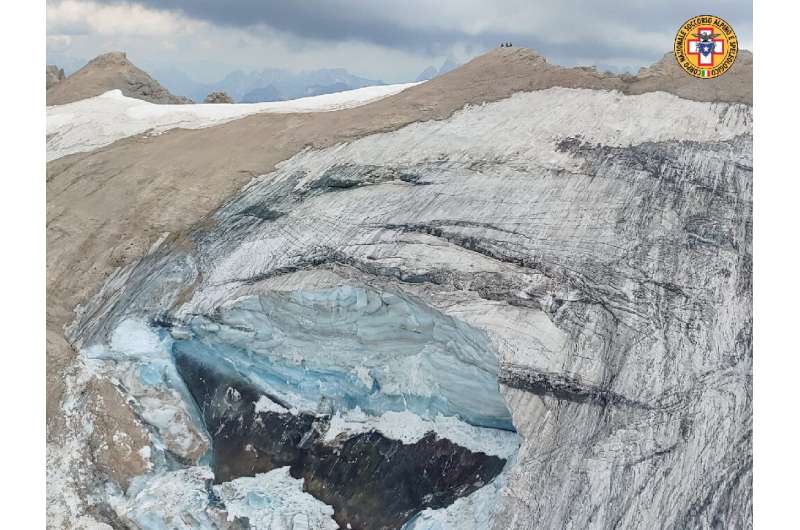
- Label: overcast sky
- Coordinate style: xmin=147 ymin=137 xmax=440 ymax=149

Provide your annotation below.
xmin=46 ymin=0 xmax=753 ymax=83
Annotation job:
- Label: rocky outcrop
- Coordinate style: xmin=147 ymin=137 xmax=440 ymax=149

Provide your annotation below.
xmin=203 ymin=91 xmax=234 ymax=104
xmin=47 ymin=47 xmax=752 ymax=528
xmin=46 ymin=65 xmax=65 ymax=90
xmin=634 ymin=50 xmax=752 ymax=104
xmin=46 ymin=51 xmax=192 ymax=106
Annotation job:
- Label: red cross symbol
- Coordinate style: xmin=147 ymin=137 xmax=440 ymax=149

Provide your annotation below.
xmin=687 ymin=27 xmax=725 ymax=67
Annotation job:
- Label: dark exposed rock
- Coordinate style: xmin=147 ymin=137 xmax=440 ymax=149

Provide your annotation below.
xmin=308 ymin=163 xmax=427 ymax=192
xmin=234 ymin=203 xmax=286 ymax=221
xmin=499 ymin=363 xmax=653 ymax=409
xmin=174 ymin=347 xmax=506 ymax=530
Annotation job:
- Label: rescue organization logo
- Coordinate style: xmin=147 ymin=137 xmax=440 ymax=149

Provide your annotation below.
xmin=674 ymin=15 xmax=738 ymax=79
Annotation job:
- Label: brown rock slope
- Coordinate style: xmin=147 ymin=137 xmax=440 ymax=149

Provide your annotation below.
xmin=46 ymin=51 xmax=192 ymax=106
xmin=46 ymin=46 xmax=752 ymax=434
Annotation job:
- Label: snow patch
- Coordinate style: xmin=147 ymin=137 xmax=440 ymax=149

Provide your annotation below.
xmin=255 ymin=395 xmax=289 ymax=414
xmin=213 ymin=467 xmax=338 ymax=530
xmin=47 ymin=82 xmax=420 ymax=161
xmin=324 ymin=408 xmax=519 ymax=458
xmin=138 ymin=445 xmax=152 ymax=468
xmin=403 ymin=473 xmax=506 ymax=530
xmin=109 ymin=318 xmax=168 ymax=358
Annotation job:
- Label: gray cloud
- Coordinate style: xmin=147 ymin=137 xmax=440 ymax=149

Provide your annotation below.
xmin=97 ymin=0 xmax=752 ymax=64
xmin=49 ymin=1 xmax=752 ymax=83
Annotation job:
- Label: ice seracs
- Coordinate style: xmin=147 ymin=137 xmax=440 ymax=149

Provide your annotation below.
xmin=171 ymin=287 xmax=513 ymax=429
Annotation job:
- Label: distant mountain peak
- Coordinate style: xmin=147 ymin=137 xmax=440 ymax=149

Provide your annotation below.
xmin=415 ymin=56 xmax=462 ymax=82
xmin=47 ymin=51 xmax=192 ymax=105
xmin=438 ymin=55 xmax=458 ymax=75
xmin=158 ymin=66 xmax=386 ymax=104
xmin=415 ymin=66 xmax=438 ymax=82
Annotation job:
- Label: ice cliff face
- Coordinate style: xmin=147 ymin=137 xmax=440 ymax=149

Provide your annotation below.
xmin=173 ymin=288 xmax=513 ymax=429
xmin=64 ymin=86 xmax=752 ymax=529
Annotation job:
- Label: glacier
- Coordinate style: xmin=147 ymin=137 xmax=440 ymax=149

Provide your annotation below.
xmin=171 ymin=287 xmax=513 ymax=429
xmin=59 ymin=85 xmax=752 ymax=529
xmin=72 ymin=287 xmax=517 ymax=528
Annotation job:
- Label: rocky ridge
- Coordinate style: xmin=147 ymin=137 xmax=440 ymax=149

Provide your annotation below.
xmin=46 ymin=51 xmax=192 ymax=106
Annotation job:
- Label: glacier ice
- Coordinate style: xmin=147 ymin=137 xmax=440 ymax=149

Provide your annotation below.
xmin=171 ymin=286 xmax=514 ymax=430
xmin=117 ymin=467 xmax=224 ymax=530
xmin=80 ymin=318 xmax=212 ymax=464
xmin=114 ymin=466 xmax=338 ymax=530
xmin=323 ymin=408 xmax=518 ymax=458
xmin=172 ymin=327 xmax=510 ymax=528
xmin=213 ymin=467 xmax=338 ymax=530
xmin=61 ymin=85 xmax=752 ymax=529
xmin=75 ymin=289 xmax=518 ymax=527
xmin=403 ymin=472 xmax=506 ymax=530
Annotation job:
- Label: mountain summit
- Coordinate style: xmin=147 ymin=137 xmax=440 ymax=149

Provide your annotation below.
xmin=46 ymin=51 xmax=192 ymax=106
xmin=416 ymin=55 xmax=460 ymax=81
